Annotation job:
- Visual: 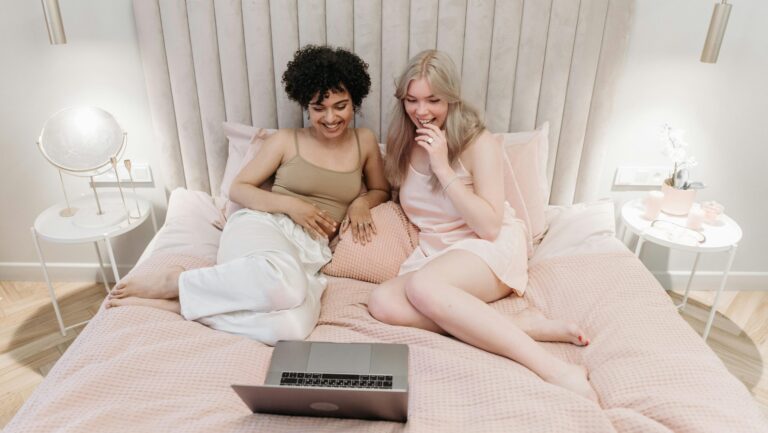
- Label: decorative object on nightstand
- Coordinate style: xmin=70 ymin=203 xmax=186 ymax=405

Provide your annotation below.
xmin=642 ymin=190 xmax=664 ymax=220
xmin=33 ymin=106 xmax=156 ymax=336
xmin=620 ymin=199 xmax=742 ymax=342
xmin=30 ymin=192 xmax=157 ymax=336
xmin=701 ymin=200 xmax=725 ymax=223
xmin=36 ymin=106 xmax=141 ymax=228
xmin=658 ymin=124 xmax=704 ymax=215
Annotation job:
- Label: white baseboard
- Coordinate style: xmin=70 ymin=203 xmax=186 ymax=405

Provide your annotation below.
xmin=2 ymin=262 xmax=766 ymax=291
xmin=0 ymin=262 xmax=135 ymax=282
xmin=651 ymin=271 xmax=768 ymax=291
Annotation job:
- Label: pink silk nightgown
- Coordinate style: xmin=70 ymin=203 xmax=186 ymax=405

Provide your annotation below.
xmin=397 ymin=160 xmax=529 ymax=296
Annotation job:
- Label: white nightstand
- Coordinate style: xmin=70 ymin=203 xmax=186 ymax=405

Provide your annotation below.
xmin=619 ymin=198 xmax=742 ymax=341
xmin=31 ymin=192 xmax=158 ymax=335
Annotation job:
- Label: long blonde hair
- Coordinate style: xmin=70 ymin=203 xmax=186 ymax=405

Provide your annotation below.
xmin=385 ymin=50 xmax=485 ymax=190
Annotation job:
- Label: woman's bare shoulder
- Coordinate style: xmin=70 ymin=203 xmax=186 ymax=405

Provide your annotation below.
xmin=260 ymin=128 xmax=295 ymax=152
xmin=355 ymin=127 xmax=382 ymax=154
xmin=265 ymin=128 xmax=294 ymax=143
xmin=462 ymin=130 xmax=501 ymax=162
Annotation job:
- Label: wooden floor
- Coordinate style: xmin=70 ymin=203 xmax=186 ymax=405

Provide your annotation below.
xmin=1 ymin=281 xmax=767 ymax=428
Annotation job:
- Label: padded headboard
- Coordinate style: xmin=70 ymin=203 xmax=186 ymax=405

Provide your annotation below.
xmin=133 ymin=0 xmax=633 ymax=205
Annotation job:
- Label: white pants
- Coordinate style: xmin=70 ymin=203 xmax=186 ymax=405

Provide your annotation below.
xmin=178 ymin=209 xmax=332 ymax=345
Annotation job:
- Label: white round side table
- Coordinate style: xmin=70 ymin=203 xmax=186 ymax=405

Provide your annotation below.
xmin=619 ymin=199 xmax=742 ymax=341
xmin=30 ymin=192 xmax=158 ymax=335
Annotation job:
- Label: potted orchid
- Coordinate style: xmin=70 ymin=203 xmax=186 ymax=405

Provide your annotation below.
xmin=659 ymin=124 xmax=702 ymax=215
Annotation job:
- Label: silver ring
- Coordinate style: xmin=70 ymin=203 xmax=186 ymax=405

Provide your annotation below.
xmin=426 ymin=137 xmax=434 ymax=144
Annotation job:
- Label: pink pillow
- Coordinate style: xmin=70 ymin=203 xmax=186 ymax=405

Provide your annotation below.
xmin=220 ymin=122 xmax=277 ymax=217
xmin=496 ymin=122 xmax=550 ymax=243
xmin=322 ymin=202 xmax=419 ymax=284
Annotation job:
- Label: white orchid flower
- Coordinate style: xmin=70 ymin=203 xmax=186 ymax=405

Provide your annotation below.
xmin=669 ymin=147 xmax=687 ymax=163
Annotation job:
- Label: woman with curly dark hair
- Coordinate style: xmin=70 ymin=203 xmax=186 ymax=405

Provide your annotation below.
xmin=108 ymin=45 xmax=389 ymax=344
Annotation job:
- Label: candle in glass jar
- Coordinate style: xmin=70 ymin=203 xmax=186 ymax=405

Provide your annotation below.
xmin=701 ymin=200 xmax=724 ymax=223
xmin=686 ymin=208 xmax=705 ymax=230
xmin=643 ymin=191 xmax=664 ymax=220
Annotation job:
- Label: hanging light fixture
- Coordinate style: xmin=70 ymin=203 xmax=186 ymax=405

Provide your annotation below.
xmin=701 ymin=1 xmax=732 ymax=63
xmin=42 ymin=0 xmax=67 ymax=45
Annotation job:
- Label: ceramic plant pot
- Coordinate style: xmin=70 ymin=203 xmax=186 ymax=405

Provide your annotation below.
xmin=660 ymin=178 xmax=696 ymax=215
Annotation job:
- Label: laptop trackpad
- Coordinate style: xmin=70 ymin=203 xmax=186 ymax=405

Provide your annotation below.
xmin=307 ymin=343 xmax=371 ymax=374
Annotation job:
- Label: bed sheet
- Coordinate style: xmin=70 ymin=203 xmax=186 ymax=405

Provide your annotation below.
xmin=6 ymin=190 xmax=767 ymax=432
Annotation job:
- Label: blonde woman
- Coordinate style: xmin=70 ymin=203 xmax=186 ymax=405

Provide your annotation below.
xmin=368 ymin=50 xmax=597 ymax=401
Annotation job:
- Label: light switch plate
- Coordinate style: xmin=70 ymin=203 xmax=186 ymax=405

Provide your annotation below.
xmin=614 ymin=166 xmax=670 ymax=187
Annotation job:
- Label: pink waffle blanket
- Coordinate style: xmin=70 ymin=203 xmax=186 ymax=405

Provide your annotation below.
xmin=6 ymin=252 xmax=767 ymax=432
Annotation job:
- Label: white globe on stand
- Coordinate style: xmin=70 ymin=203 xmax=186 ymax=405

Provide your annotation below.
xmin=37 ymin=107 xmax=128 ymax=228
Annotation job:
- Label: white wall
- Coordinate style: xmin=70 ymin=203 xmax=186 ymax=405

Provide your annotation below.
xmin=0 ymin=0 xmax=765 ymax=286
xmin=600 ymin=0 xmax=768 ymax=288
xmin=0 ymin=0 xmax=164 ymax=280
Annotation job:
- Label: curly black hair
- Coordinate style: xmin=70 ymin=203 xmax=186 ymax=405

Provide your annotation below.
xmin=282 ymin=45 xmax=371 ymax=110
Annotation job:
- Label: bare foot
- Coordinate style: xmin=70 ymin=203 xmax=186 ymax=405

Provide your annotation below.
xmin=106 ymin=296 xmax=181 ymax=314
xmin=546 ymin=364 xmax=599 ymax=402
xmin=513 ymin=307 xmax=589 ymax=346
xmin=109 ymin=265 xmax=184 ymax=300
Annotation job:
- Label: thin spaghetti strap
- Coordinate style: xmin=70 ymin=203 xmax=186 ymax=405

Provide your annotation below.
xmin=293 ymin=128 xmax=300 ymax=156
xmin=353 ymin=129 xmax=362 ymax=169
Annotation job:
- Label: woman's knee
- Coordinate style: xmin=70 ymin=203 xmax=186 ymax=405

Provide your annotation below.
xmin=368 ymin=284 xmax=412 ymax=325
xmin=368 ymin=286 xmax=393 ymax=323
xmin=404 ymin=271 xmax=444 ymax=319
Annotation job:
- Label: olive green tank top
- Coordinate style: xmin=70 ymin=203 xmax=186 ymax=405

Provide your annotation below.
xmin=271 ymin=129 xmax=363 ymax=223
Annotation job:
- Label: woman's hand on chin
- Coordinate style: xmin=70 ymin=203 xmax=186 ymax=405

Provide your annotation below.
xmin=342 ymin=196 xmax=376 ymax=245
xmin=415 ymin=123 xmax=451 ymax=176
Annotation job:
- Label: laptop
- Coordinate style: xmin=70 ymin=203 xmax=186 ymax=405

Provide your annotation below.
xmin=232 ymin=341 xmax=409 ymax=422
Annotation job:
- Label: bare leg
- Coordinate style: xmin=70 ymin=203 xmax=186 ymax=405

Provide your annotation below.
xmin=368 ymin=250 xmax=596 ymax=401
xmin=109 ymin=265 xmax=184 ymax=300
xmin=107 ymin=296 xmax=181 ymax=314
xmin=513 ymin=308 xmax=589 ymax=346
xmin=369 ymin=268 xmax=589 ymax=346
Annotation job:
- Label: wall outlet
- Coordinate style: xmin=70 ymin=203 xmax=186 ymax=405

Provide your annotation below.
xmin=614 ymin=166 xmax=670 ymax=187
xmin=91 ymin=162 xmax=153 ymax=187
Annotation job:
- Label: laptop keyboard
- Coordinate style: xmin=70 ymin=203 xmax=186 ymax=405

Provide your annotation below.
xmin=280 ymin=372 xmax=393 ymax=389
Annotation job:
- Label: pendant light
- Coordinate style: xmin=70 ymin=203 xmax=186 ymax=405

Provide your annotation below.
xmin=701 ymin=1 xmax=732 ymax=63
xmin=42 ymin=0 xmax=67 ymax=45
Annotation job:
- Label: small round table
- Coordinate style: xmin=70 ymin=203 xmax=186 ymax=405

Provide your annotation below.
xmin=619 ymin=199 xmax=742 ymax=341
xmin=30 ymin=192 xmax=158 ymax=335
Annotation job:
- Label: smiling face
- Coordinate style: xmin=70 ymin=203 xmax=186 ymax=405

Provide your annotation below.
xmin=404 ymin=77 xmax=449 ymax=130
xmin=307 ymin=89 xmax=354 ymax=140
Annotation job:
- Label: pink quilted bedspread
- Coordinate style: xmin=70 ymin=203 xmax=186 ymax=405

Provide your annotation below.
xmin=6 ymin=253 xmax=767 ymax=432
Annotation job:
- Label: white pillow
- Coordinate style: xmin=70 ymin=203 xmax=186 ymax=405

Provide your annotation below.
xmin=500 ymin=122 xmax=550 ymax=203
xmin=220 ymin=122 xmax=277 ymax=216
xmin=530 ymin=199 xmax=625 ymax=265
xmin=496 ymin=122 xmax=550 ymax=242
xmin=139 ymin=188 xmax=223 ymax=263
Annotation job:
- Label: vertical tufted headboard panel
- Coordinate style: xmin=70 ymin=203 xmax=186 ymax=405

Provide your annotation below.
xmin=133 ymin=0 xmax=633 ymax=205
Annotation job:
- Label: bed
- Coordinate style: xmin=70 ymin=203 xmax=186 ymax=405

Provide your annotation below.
xmin=6 ymin=0 xmax=768 ymax=431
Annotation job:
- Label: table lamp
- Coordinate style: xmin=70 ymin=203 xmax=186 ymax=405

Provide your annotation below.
xmin=37 ymin=106 xmax=132 ymax=228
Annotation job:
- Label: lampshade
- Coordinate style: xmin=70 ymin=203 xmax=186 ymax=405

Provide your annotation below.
xmin=701 ymin=1 xmax=732 ymax=63
xmin=42 ymin=0 xmax=66 ymax=45
xmin=38 ymin=107 xmax=125 ymax=176
xmin=37 ymin=107 xmax=130 ymax=226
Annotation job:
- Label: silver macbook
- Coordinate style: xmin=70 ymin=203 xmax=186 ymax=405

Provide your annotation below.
xmin=232 ymin=341 xmax=409 ymax=422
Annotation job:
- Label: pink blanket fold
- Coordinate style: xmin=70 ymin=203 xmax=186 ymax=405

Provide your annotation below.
xmin=6 ymin=252 xmax=767 ymax=433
